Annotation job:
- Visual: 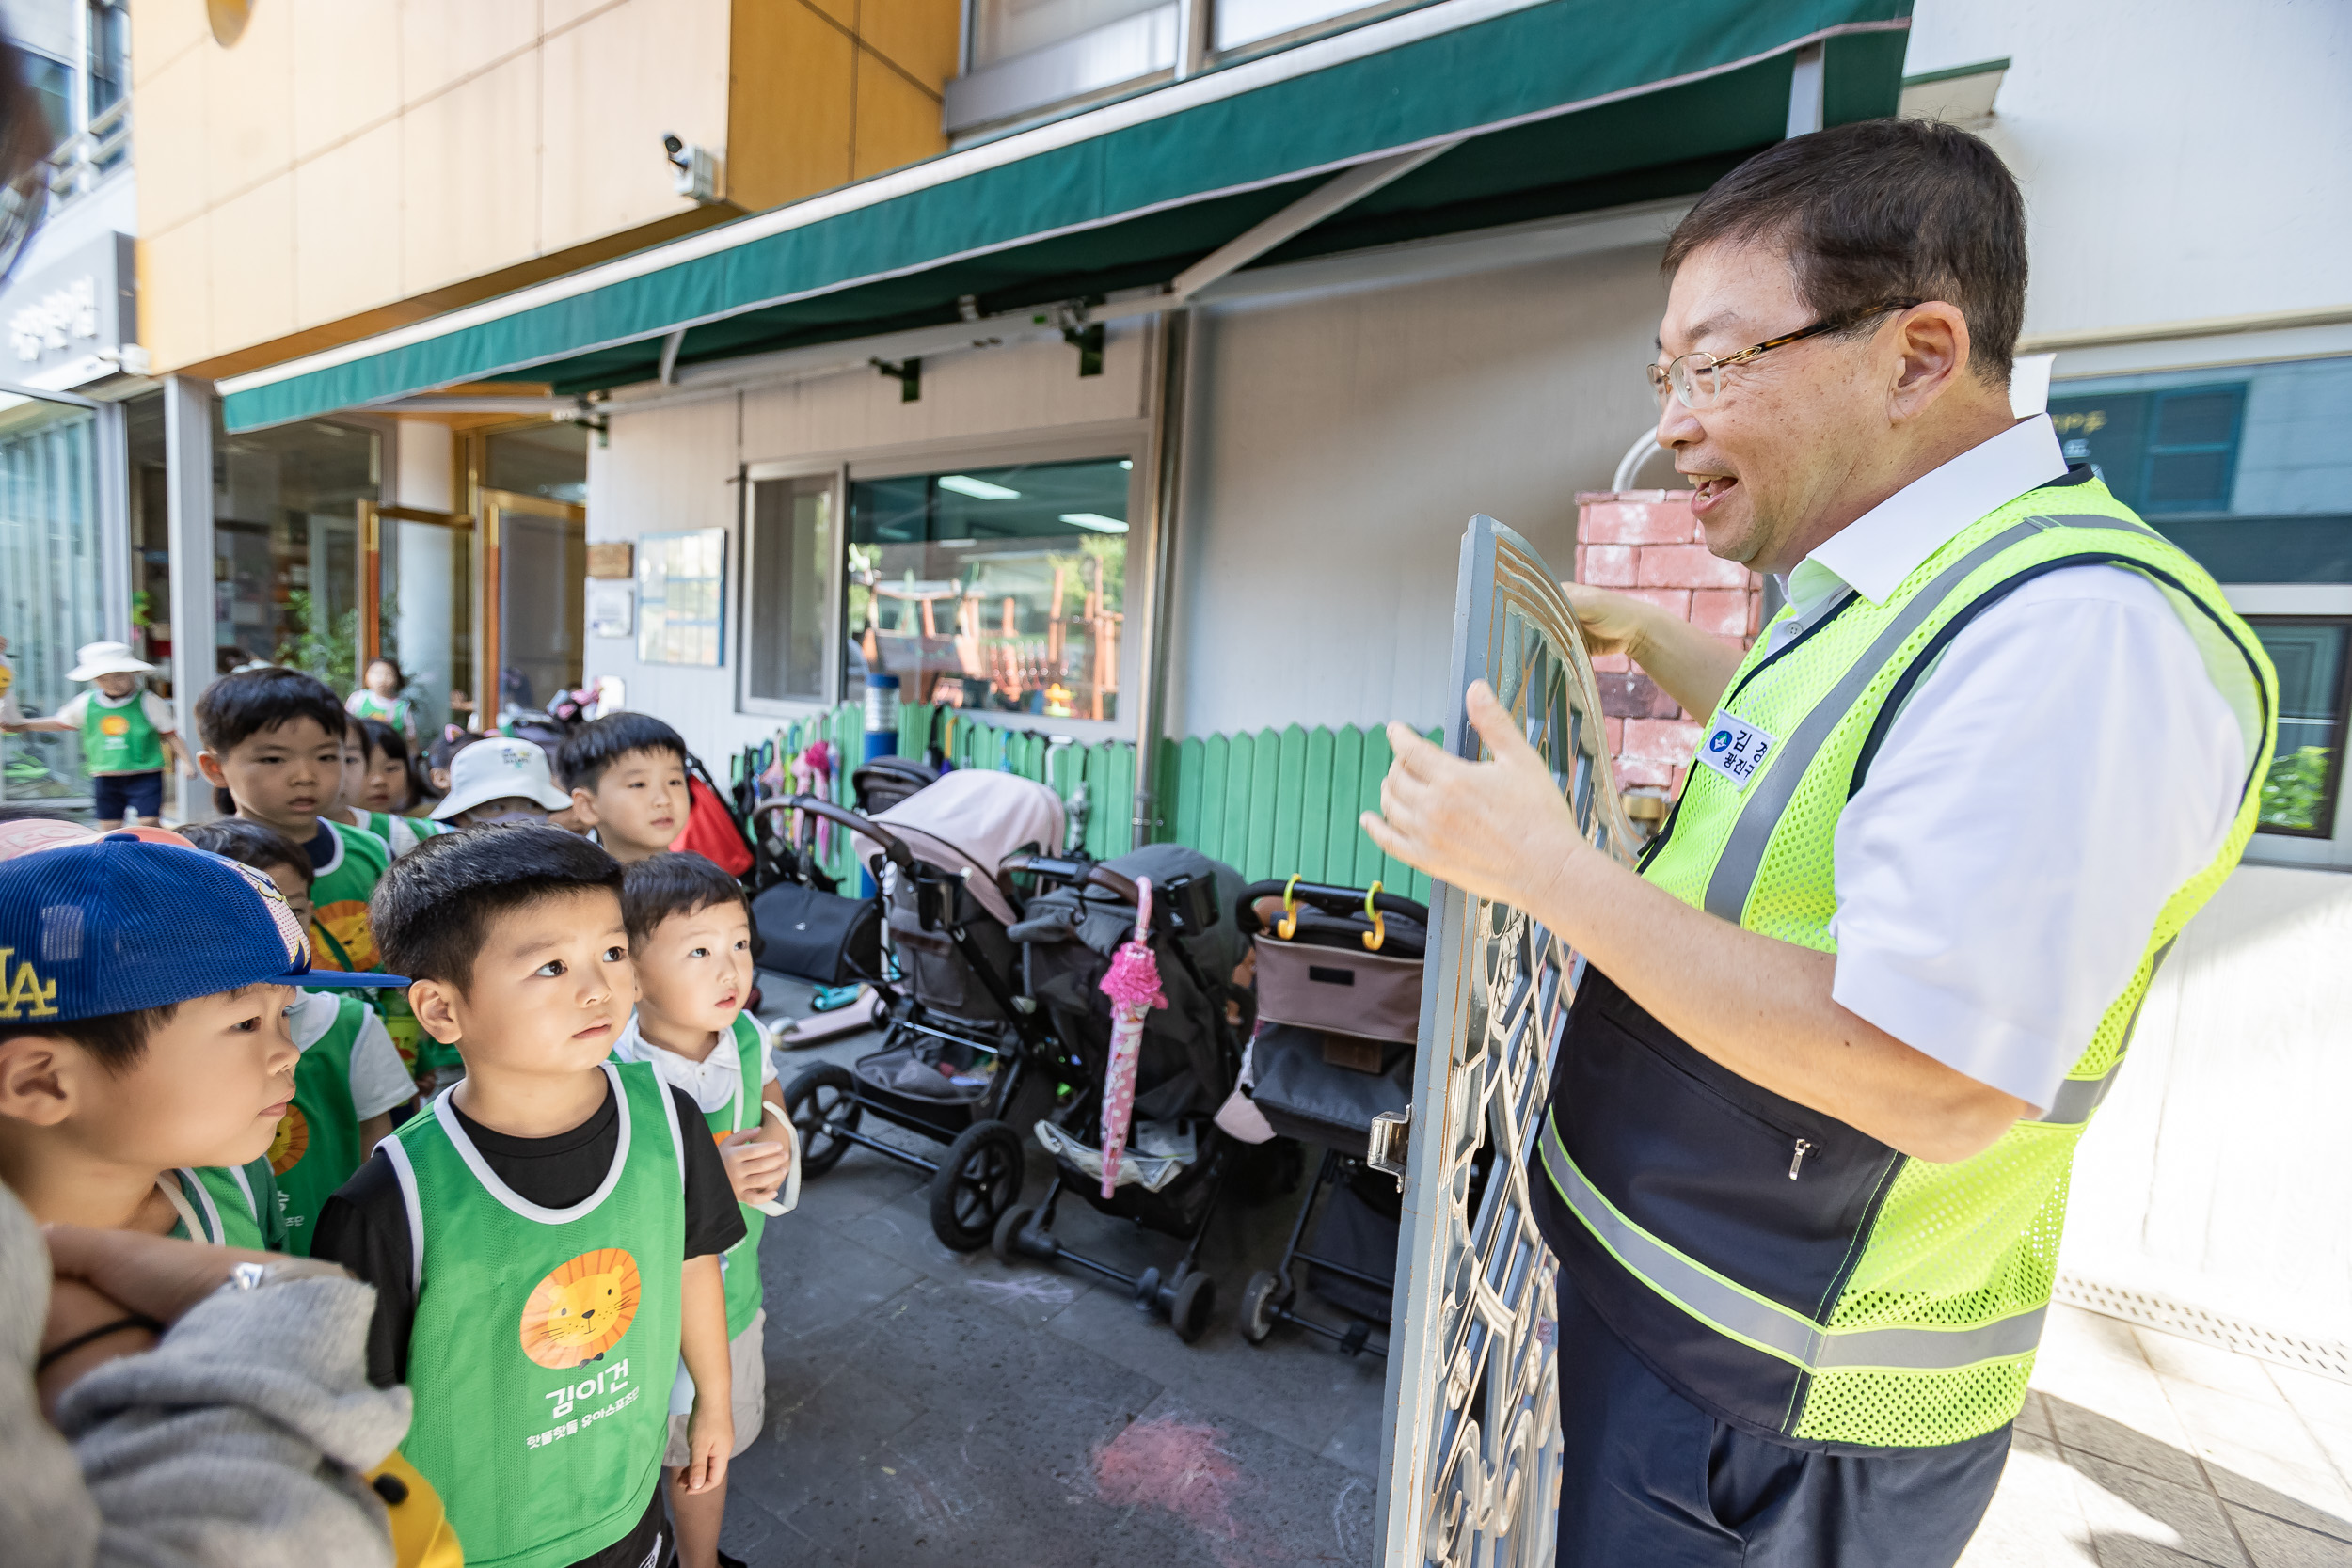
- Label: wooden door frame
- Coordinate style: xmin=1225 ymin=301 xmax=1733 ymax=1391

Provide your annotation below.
xmin=358 ymin=501 xmax=470 ymax=667
xmin=477 ymin=485 xmax=589 ymax=720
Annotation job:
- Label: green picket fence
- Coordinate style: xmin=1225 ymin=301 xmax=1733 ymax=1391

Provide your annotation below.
xmin=1152 ymin=724 xmax=1437 ymax=902
xmin=739 ymin=703 xmax=1426 ymax=901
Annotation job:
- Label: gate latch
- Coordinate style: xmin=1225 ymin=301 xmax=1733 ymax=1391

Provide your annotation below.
xmin=1367 ymin=1104 xmax=1411 ymax=1192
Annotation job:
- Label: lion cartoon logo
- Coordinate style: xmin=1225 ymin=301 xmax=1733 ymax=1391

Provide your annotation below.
xmin=97 ymin=713 xmax=130 ymax=736
xmin=309 ymin=901 xmax=379 ymax=972
xmin=267 ymin=1104 xmax=310 ymax=1175
xmin=519 ymin=1248 xmax=643 ymax=1369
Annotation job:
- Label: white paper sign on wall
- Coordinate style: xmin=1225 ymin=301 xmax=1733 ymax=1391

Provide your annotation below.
xmin=588 ymin=580 xmax=635 ymax=639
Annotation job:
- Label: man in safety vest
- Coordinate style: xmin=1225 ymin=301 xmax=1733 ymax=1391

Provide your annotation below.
xmin=1365 ymin=119 xmax=2275 ymax=1566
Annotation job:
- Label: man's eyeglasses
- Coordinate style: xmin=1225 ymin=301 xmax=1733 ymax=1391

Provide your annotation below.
xmin=1645 ymin=299 xmax=1922 ymax=410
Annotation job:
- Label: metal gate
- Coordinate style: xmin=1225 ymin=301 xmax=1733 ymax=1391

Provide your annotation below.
xmin=1377 ymin=515 xmax=1638 ymax=1566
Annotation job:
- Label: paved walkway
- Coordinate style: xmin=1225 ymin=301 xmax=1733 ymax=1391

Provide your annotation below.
xmin=1966 ymin=1305 xmax=2352 ymax=1567
xmin=731 ymin=979 xmax=2351 ymax=1564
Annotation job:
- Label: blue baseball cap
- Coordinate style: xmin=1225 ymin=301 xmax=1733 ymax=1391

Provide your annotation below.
xmin=0 ymin=834 xmax=407 ymax=1024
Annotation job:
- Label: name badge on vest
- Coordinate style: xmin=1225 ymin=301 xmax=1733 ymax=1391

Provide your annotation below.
xmin=1694 ymin=712 xmax=1777 ymax=789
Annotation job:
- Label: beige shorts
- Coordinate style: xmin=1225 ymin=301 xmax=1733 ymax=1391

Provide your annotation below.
xmin=665 ymin=1308 xmax=765 ymax=1466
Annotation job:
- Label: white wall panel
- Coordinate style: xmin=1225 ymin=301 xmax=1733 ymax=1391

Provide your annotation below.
xmin=1170 ymin=243 xmax=1665 ymax=737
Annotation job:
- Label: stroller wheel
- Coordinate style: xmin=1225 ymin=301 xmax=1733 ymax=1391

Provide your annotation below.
xmin=930 ymin=1120 xmax=1025 ymax=1252
xmin=785 ymin=1065 xmax=862 ymax=1178
xmin=1171 ymin=1270 xmax=1217 ymax=1344
xmin=1239 ymin=1269 xmax=1286 ymax=1345
xmin=992 ymin=1204 xmax=1037 ymax=1265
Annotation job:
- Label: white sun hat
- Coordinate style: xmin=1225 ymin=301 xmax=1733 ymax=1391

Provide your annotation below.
xmin=67 ymin=641 xmax=155 ymax=681
xmin=429 ymin=736 xmax=576 ymax=820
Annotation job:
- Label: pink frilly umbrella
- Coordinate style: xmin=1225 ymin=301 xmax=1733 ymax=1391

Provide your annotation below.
xmin=791 ymin=740 xmax=837 ymax=855
xmin=1096 ymin=877 xmax=1168 ymax=1199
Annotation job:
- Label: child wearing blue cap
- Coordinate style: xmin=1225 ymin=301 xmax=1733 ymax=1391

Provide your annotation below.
xmin=0 ymin=835 xmax=407 ymax=1250
xmin=180 ymin=818 xmax=420 ymax=1254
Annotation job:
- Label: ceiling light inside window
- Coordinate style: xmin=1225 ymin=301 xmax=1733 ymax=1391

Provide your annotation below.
xmin=1061 ymin=513 xmax=1128 ymax=533
xmin=939 ymin=474 xmax=1020 ymax=499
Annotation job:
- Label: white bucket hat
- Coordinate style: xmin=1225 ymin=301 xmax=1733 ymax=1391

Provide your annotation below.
xmin=67 ymin=641 xmax=155 ymax=681
xmin=429 ymin=736 xmax=577 ymax=820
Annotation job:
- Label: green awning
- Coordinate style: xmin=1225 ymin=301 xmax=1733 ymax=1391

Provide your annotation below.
xmin=219 ymin=0 xmax=1910 ymax=432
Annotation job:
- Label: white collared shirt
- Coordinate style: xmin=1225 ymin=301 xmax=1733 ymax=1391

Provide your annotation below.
xmin=610 ymin=1011 xmax=778 ymax=1117
xmin=1772 ymin=415 xmax=2245 ymax=1113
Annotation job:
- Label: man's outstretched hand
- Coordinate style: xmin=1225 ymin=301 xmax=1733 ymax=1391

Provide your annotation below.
xmin=1360 ymin=679 xmax=1586 ymax=911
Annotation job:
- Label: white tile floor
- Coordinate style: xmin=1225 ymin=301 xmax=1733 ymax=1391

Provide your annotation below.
xmin=1963 ymin=1306 xmax=2352 ymax=1567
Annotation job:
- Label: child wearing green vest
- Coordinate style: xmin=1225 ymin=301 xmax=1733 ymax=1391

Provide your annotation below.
xmin=181 ymin=818 xmax=420 ymax=1253
xmin=612 ymin=852 xmax=791 ymax=1568
xmin=347 ymin=657 xmax=421 ymax=747
xmin=0 ymin=834 xmax=406 ymax=1256
xmin=1 ymin=641 xmax=189 ymax=830
xmin=310 ymin=827 xmax=742 ymax=1568
xmin=193 ymin=668 xmax=467 ymax=1093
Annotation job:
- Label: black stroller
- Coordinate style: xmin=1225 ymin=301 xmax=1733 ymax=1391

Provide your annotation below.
xmin=990 ymin=844 xmax=1251 ymax=1343
xmin=746 ymin=794 xmax=895 ymax=1034
xmin=777 ymin=771 xmax=1076 ymax=1250
xmin=1230 ymin=879 xmax=1430 ymax=1357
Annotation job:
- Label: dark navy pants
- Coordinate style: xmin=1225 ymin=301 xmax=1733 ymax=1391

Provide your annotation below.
xmin=1552 ymin=1278 xmax=2011 ymax=1568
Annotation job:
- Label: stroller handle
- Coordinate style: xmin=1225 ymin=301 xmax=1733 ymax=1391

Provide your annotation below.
xmin=1235 ymin=878 xmax=1430 ymax=935
xmin=995 ymin=851 xmax=1138 ymax=909
xmin=751 ymin=793 xmax=914 ymax=870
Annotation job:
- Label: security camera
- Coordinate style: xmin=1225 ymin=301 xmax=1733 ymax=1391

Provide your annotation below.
xmin=661 ymin=134 xmax=721 ymax=203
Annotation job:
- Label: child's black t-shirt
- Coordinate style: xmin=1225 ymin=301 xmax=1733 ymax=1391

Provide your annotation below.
xmin=310 ymin=1073 xmax=745 ymax=1388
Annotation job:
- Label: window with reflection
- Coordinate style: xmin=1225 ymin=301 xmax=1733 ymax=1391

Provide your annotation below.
xmin=847 ymin=458 xmax=1131 ymax=721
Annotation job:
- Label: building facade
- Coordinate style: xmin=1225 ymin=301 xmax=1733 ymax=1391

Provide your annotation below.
xmin=113 ymin=0 xmax=2352 ymax=1426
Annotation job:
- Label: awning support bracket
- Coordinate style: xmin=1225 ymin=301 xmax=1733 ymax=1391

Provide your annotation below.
xmin=871 ymin=356 xmax=922 ymax=402
xmin=1168 ymin=138 xmax=1466 ymax=303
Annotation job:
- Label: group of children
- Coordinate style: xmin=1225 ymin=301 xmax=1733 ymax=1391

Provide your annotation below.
xmin=0 ymin=661 xmax=782 ymax=1568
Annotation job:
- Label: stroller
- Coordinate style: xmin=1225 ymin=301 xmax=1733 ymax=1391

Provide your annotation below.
xmin=779 ymin=770 xmax=1074 ymax=1249
xmin=991 ymin=844 xmax=1251 ymax=1343
xmin=1229 ymin=879 xmax=1430 ymax=1357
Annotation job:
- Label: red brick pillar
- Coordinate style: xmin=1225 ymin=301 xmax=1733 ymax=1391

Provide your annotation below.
xmin=1573 ymin=490 xmax=1765 ymax=820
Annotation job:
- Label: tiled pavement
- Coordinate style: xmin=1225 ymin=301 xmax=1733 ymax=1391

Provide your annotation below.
xmin=728 ymin=974 xmax=2350 ymax=1565
xmin=1963 ymin=1305 xmax=2352 ymax=1568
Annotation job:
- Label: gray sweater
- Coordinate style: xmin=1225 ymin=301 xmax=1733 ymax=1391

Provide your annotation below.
xmin=1 ymin=1184 xmax=411 ymax=1568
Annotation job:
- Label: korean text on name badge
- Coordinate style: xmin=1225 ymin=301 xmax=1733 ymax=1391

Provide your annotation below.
xmin=1693 ymin=712 xmax=1776 ymax=788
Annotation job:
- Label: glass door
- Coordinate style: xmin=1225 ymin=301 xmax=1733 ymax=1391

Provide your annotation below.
xmin=485 ymin=489 xmax=588 ymax=721
xmin=364 ymin=503 xmax=474 ymax=738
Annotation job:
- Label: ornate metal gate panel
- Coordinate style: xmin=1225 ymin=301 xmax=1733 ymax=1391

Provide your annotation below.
xmin=1377 ymin=515 xmax=1638 ymax=1566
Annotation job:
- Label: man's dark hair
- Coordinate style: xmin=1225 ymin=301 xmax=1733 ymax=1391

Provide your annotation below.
xmin=0 ymin=1005 xmax=182 ymax=1073
xmin=1662 ymin=119 xmax=2026 ymax=386
xmin=0 ymin=805 xmax=75 ymax=824
xmin=371 ymin=825 xmax=623 ymax=988
xmin=180 ymin=818 xmax=313 ymax=886
xmin=194 ymin=666 xmax=349 ymax=755
xmin=558 ymin=711 xmax=689 ymax=792
xmin=621 ymin=851 xmax=751 ymax=948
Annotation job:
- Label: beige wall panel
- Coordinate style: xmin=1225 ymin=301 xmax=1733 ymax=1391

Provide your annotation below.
xmin=136 ymin=220 xmax=212 ymax=372
xmin=850 ymin=50 xmax=942 ymax=182
xmin=293 ymin=123 xmax=405 ymax=327
xmin=401 ymin=53 xmax=542 ymax=297
xmin=291 ymin=3 xmax=404 ymax=160
xmin=726 ymin=0 xmax=854 ymax=212
xmin=202 ymin=2 xmax=294 ymax=204
xmin=542 ymin=0 xmax=629 ymax=30
xmin=399 ymin=0 xmax=541 ymax=103
xmin=207 ymin=174 xmax=297 ymax=354
xmin=135 ymin=48 xmax=211 ymax=235
xmin=539 ymin=0 xmax=730 ymax=254
xmin=858 ymin=0 xmax=961 ymax=91
xmin=132 ymin=0 xmax=212 ymax=87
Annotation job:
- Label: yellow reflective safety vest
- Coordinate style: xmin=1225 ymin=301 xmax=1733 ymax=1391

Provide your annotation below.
xmin=1532 ymin=472 xmax=2275 ymax=1450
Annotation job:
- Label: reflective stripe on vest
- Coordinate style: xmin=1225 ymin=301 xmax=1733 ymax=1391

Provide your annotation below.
xmin=1539 ymin=1116 xmax=2045 ymax=1371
